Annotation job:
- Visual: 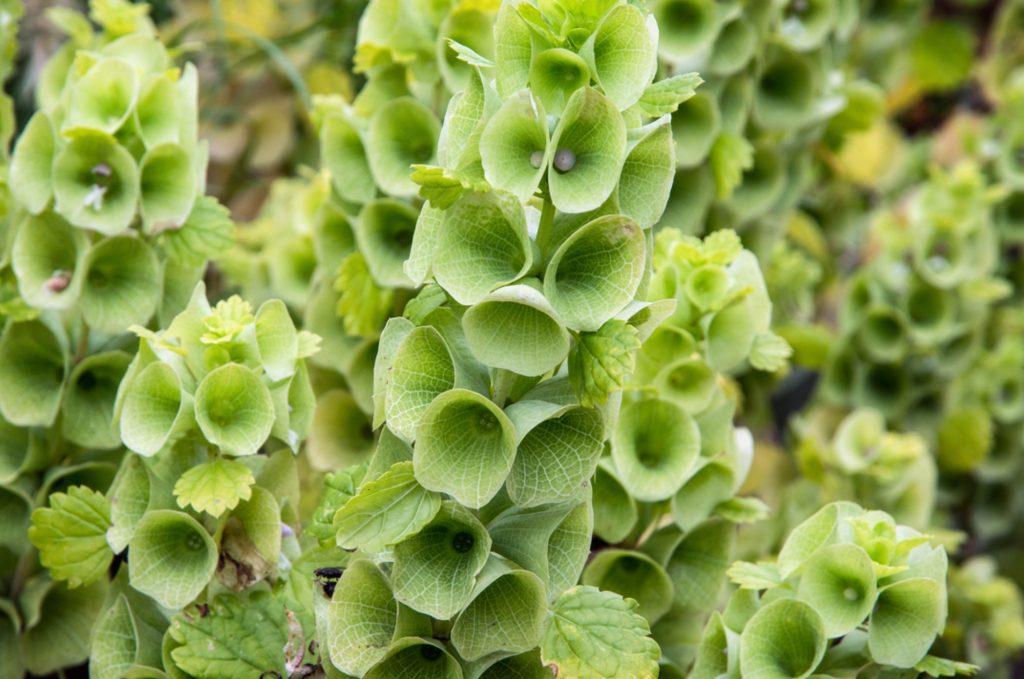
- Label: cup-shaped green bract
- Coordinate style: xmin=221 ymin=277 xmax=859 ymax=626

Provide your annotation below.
xmin=414 ymin=388 xmax=516 ymax=508
xmin=618 ymin=117 xmax=676 ymax=229
xmin=487 ymin=498 xmax=592 ymax=598
xmin=778 ymin=501 xmax=863 ymax=578
xmin=778 ymin=0 xmax=837 ymax=51
xmin=653 ymin=0 xmax=720 ymax=62
xmin=307 ymin=389 xmax=375 ymax=471
xmin=463 ymin=284 xmax=571 ymax=377
xmin=324 ymin=558 xmax=400 ymax=676
xmin=903 ymin=278 xmax=957 ymax=344
xmin=254 ymin=299 xmax=299 ymax=381
xmin=868 ymin=578 xmax=946 ymax=668
xmin=367 ymin=97 xmax=440 ymax=197
xmin=53 ymin=129 xmax=140 ymax=235
xmin=194 ymin=363 xmax=275 ymax=456
xmin=833 ymin=408 xmax=884 ymax=474
xmin=493 ymin=2 xmax=532 ymax=98
xmin=505 ymin=400 xmax=604 ymax=507
xmin=0 ymin=319 xmax=67 ymax=427
xmin=364 ymin=638 xmax=463 ymax=679
xmin=433 ymin=192 xmax=533 ymax=305
xmin=548 ymin=88 xmax=628 ymax=214
xmin=544 ymin=215 xmax=645 ymax=331
xmin=128 ymin=510 xmax=217 ymax=610
xmin=529 ymin=48 xmax=591 ymax=115
xmin=582 ymin=549 xmax=674 ymax=624
xmin=8 ymin=111 xmax=56 ymax=214
xmin=134 ymin=73 xmax=182 ymax=149
xmin=582 ymin=3 xmax=657 ymax=111
xmin=672 ymin=91 xmax=720 ymax=168
xmin=438 ymin=5 xmax=495 ymax=92
xmin=20 ymin=579 xmax=108 ymax=676
xmin=12 ymin=211 xmax=89 ymax=310
xmin=797 ymin=543 xmax=879 ymax=638
xmin=385 ymin=326 xmax=457 ymax=441
xmin=707 ymin=17 xmax=757 ymax=76
xmin=655 ymin=357 xmax=717 ymax=414
xmin=665 ymin=519 xmax=734 ymax=610
xmin=391 ymin=501 xmax=492 ymax=618
xmin=119 ymin=361 xmax=193 ymax=457
xmin=593 ymin=459 xmax=639 ymax=543
xmin=857 ymin=305 xmax=909 ymax=363
xmin=753 ymin=49 xmax=821 ymax=131
xmin=267 ymin=234 xmax=317 ymax=309
xmin=480 ymin=90 xmax=549 ymax=203
xmin=62 ymin=350 xmax=132 ymax=450
xmin=80 ymin=235 xmax=161 ymax=333
xmin=911 ymin=226 xmax=974 ymax=289
xmin=356 ymin=198 xmax=418 ymax=288
xmin=739 ymin=599 xmax=827 ymax=679
xmin=613 ymin=397 xmax=700 ymax=502
xmin=64 ymin=57 xmax=138 ymax=134
xmin=321 ymin=113 xmax=376 ymax=205
xmin=855 ymin=361 xmax=910 ymax=418
xmin=451 ymin=558 xmax=548 ymax=661
xmin=729 ymin=144 xmax=786 ymax=220
xmin=671 ymin=460 xmax=735 ymax=531
xmin=139 ymin=143 xmax=196 ymax=232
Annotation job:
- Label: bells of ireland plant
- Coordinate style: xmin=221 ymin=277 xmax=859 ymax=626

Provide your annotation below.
xmin=718 ymin=503 xmax=965 ymax=677
xmin=303 ymin=0 xmax=796 ymax=674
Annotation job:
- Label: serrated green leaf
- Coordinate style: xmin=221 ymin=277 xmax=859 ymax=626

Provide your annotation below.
xmin=710 ymin=132 xmax=754 ymax=201
xmin=334 ymin=461 xmax=443 ymax=552
xmin=635 ymin=73 xmax=703 ymax=117
xmin=173 ymin=459 xmax=255 ymax=518
xmin=335 ymin=251 xmax=393 ymax=337
xmin=169 ymin=591 xmax=289 ymax=678
xmin=727 ymin=561 xmax=783 ymax=590
xmin=411 ymin=164 xmax=490 ymax=209
xmin=308 ymin=463 xmax=367 ymax=544
xmin=28 ymin=485 xmax=113 ymax=588
xmin=915 ymin=656 xmax=980 ymax=677
xmin=541 ymin=585 xmax=660 ymax=679
xmin=749 ymin=332 xmax=793 ymax=372
xmin=159 ymin=196 xmax=234 ymax=265
xmin=569 ymin=319 xmax=641 ymax=408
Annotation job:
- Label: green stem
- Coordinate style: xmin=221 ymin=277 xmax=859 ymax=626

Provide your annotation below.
xmin=535 ymin=195 xmax=556 ymax=262
xmin=490 ymin=368 xmax=518 ymax=408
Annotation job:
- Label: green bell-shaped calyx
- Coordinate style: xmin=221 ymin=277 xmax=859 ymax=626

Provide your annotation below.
xmin=739 ymin=598 xmax=827 ymax=679
xmin=479 ymin=90 xmax=550 ymax=203
xmin=128 ymin=509 xmax=217 ymax=609
xmin=194 ymin=363 xmax=276 ymax=456
xmin=53 ymin=129 xmax=140 ymax=235
xmin=63 ymin=57 xmax=139 ymax=134
xmin=391 ymin=501 xmax=491 ymax=618
xmin=432 ymin=191 xmax=533 ymax=305
xmin=543 ymin=214 xmax=646 ymax=331
xmin=451 ymin=556 xmax=548 ymax=661
xmin=462 ymin=284 xmax=571 ymax=377
xmin=0 ymin=319 xmax=68 ymax=427
xmin=548 ymin=87 xmax=627 ymax=213
xmin=413 ymin=388 xmax=516 ymax=508
xmin=80 ymin=235 xmax=161 ymax=333
xmin=367 ymin=97 xmax=440 ymax=197
xmin=612 ymin=397 xmax=700 ymax=502
xmin=11 ymin=211 xmax=89 ymax=310
xmin=505 ymin=399 xmax=604 ymax=507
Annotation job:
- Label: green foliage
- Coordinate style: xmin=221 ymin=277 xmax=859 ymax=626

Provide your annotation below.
xmin=1 ymin=0 xmax=1017 ymax=676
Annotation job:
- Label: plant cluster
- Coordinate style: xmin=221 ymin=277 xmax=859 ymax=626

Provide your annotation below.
xmin=1 ymin=0 xmax=1023 ymax=677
